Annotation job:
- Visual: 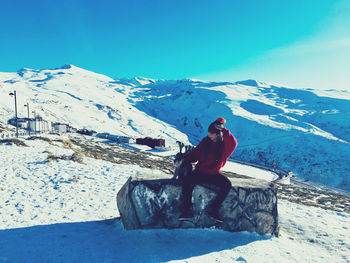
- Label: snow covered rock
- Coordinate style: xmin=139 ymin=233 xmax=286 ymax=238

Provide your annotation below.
xmin=117 ymin=174 xmax=279 ymax=235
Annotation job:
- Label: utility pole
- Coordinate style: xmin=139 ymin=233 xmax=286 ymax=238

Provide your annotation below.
xmin=9 ymin=91 xmax=18 ymax=138
xmin=38 ymin=115 xmax=41 ymax=134
xmin=32 ymin=111 xmax=37 ymax=134
xmin=37 ymin=114 xmax=40 ymax=134
xmin=24 ymin=103 xmax=30 ymax=136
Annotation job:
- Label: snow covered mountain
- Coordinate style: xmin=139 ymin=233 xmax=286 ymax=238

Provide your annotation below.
xmin=1 ymin=65 xmax=350 ymax=190
xmin=0 ymin=65 xmax=190 ymax=146
xmin=123 ymin=78 xmax=350 ymax=191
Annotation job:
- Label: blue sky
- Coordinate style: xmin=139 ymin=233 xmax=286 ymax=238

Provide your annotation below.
xmin=0 ymin=0 xmax=349 ymax=90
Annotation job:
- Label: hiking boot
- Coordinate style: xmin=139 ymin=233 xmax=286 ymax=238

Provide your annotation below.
xmin=208 ymin=209 xmax=223 ymax=222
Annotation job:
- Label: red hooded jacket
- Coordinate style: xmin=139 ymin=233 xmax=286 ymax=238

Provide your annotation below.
xmin=185 ymin=128 xmax=238 ymax=175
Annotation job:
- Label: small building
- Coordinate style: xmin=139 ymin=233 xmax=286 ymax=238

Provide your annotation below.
xmin=29 ymin=120 xmax=36 ymax=132
xmin=8 ymin=117 xmax=30 ymax=129
xmin=104 ymin=134 xmax=135 ymax=143
xmin=8 ymin=117 xmax=51 ymax=133
xmin=53 ymin=123 xmax=70 ymax=133
xmin=136 ymin=137 xmax=165 ymax=148
xmin=115 ymin=136 xmax=135 ymax=144
xmin=30 ymin=119 xmax=51 ymax=133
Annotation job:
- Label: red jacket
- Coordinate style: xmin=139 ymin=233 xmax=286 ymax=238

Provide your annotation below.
xmin=185 ymin=128 xmax=238 ymax=175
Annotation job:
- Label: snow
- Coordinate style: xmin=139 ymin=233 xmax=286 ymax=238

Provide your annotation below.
xmin=222 ymin=161 xmax=278 ymax=181
xmin=0 ymin=65 xmax=190 ymax=150
xmin=122 ymin=78 xmax=350 ymax=191
xmin=1 ymin=65 xmax=350 ymax=260
xmin=0 ymin=137 xmax=349 ymax=262
xmin=1 ymin=65 xmax=350 ymax=190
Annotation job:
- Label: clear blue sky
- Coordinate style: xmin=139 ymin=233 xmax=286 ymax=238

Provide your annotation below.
xmin=1 ymin=0 xmax=349 ymax=90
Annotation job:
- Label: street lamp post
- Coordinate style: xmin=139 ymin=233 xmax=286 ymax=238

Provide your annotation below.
xmin=24 ymin=103 xmax=30 ymax=136
xmin=32 ymin=111 xmax=37 ymax=134
xmin=9 ymin=91 xmax=18 ymax=138
xmin=38 ymin=115 xmax=41 ymax=134
xmin=38 ymin=115 xmax=42 ymax=134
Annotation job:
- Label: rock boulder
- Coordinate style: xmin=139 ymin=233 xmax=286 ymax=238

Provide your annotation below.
xmin=117 ymin=174 xmax=279 ymax=235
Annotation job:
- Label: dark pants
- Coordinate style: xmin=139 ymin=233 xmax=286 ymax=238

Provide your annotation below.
xmin=181 ymin=170 xmax=232 ymax=213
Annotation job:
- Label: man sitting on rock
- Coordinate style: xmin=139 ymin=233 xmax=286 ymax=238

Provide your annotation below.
xmin=180 ymin=117 xmax=238 ymax=221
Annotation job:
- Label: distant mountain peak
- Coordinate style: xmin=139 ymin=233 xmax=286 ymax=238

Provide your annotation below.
xmin=54 ymin=64 xmax=86 ymax=71
xmin=16 ymin=64 xmax=75 ymax=75
xmin=235 ymin=79 xmax=264 ymax=87
xmin=113 ymin=77 xmax=157 ymax=87
xmin=133 ymin=77 xmax=156 ymax=85
xmin=58 ymin=64 xmax=72 ymax=70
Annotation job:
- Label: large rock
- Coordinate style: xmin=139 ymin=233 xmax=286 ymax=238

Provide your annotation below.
xmin=117 ymin=174 xmax=279 ymax=235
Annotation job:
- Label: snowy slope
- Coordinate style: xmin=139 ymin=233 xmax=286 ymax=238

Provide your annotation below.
xmin=0 ymin=65 xmax=189 ymax=148
xmin=123 ymin=79 xmax=350 ymax=191
xmin=0 ymin=136 xmax=349 ymax=262
xmin=1 ymin=65 xmax=350 ymax=191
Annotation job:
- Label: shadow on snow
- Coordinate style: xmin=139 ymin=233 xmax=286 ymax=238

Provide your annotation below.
xmin=0 ymin=218 xmax=270 ymax=262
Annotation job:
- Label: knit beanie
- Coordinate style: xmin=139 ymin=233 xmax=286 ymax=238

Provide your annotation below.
xmin=208 ymin=117 xmax=226 ymax=134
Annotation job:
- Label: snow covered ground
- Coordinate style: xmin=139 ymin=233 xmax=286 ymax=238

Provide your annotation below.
xmin=0 ymin=136 xmax=349 ymax=262
xmin=222 ymin=161 xmax=278 ymax=181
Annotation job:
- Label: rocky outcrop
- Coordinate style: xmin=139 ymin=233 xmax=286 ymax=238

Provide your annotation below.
xmin=117 ymin=174 xmax=279 ymax=235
